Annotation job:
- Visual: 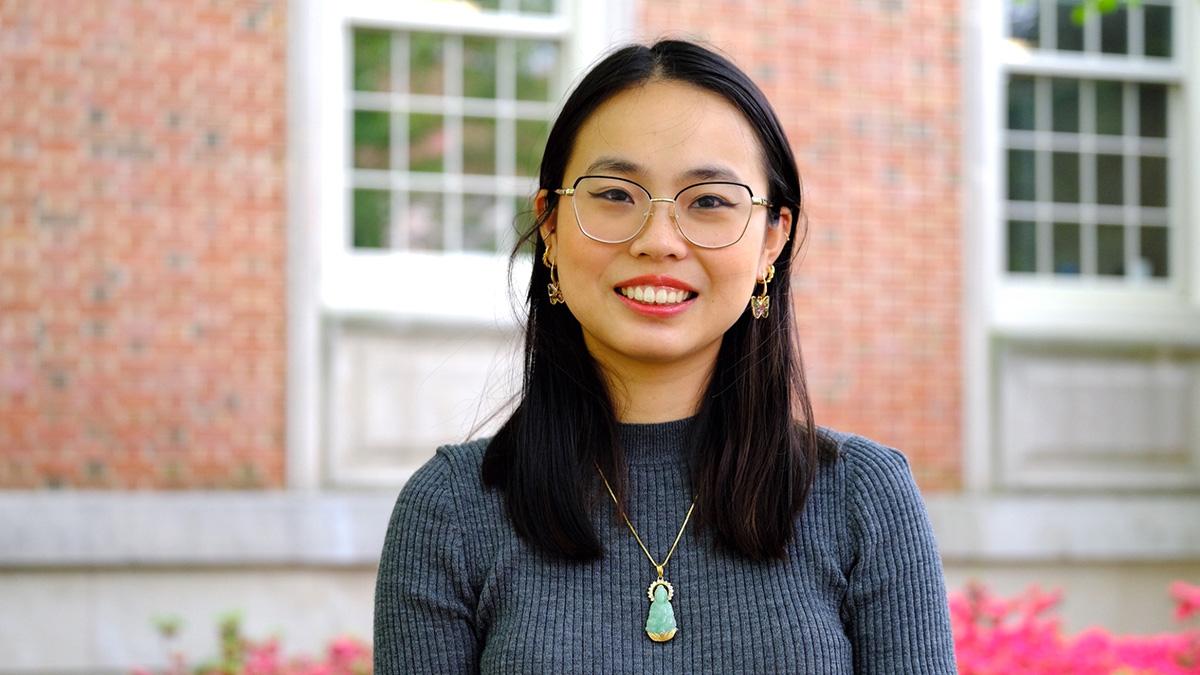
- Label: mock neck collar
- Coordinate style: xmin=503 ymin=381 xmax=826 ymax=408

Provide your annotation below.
xmin=618 ymin=416 xmax=696 ymax=467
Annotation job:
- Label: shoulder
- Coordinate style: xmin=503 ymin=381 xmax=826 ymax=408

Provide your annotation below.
xmin=400 ymin=435 xmax=491 ymax=492
xmin=816 ymin=426 xmax=916 ymax=490
xmin=388 ymin=437 xmax=493 ymax=522
xmin=815 ymin=427 xmax=935 ymax=544
xmin=431 ymin=436 xmax=491 ymax=479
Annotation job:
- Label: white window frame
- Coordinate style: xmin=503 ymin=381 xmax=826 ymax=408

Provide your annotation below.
xmin=287 ymin=0 xmax=633 ymax=488
xmin=310 ymin=0 xmax=632 ymax=325
xmin=977 ymin=0 xmax=1199 ymax=345
xmin=964 ymin=0 xmax=1200 ymax=492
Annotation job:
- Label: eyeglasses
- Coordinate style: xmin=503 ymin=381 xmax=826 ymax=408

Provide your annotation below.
xmin=554 ymin=175 xmax=773 ymax=249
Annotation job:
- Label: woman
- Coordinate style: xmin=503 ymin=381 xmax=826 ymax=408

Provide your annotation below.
xmin=374 ymin=40 xmax=957 ymax=674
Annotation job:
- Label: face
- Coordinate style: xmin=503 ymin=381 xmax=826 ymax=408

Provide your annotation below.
xmin=537 ymin=79 xmax=791 ymax=375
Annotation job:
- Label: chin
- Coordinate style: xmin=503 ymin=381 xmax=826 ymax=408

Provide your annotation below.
xmin=618 ymin=342 xmax=709 ymax=366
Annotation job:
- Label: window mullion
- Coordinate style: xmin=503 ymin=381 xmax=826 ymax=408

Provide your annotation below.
xmin=392 ymin=33 xmax=410 ymax=250
xmin=444 ymin=35 xmax=465 ymax=252
xmin=1042 ymin=0 xmax=1057 ymax=50
xmin=1081 ymin=80 xmax=1097 ymax=276
xmin=1035 ymin=76 xmax=1052 ymax=274
xmin=1130 ymin=3 xmax=1145 ymax=57
xmin=496 ymin=38 xmax=518 ymax=252
xmin=1123 ymin=82 xmax=1141 ymax=279
xmin=343 ymin=9 xmax=568 ymax=40
xmin=1084 ymin=3 xmax=1100 ymax=53
xmin=1005 ymin=56 xmax=1182 ymax=83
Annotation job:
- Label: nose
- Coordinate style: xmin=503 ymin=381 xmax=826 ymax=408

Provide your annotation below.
xmin=628 ymin=198 xmax=689 ymax=259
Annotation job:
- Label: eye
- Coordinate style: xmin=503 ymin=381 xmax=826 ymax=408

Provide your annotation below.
xmin=690 ymin=193 xmax=735 ymax=209
xmin=588 ymin=188 xmax=636 ymax=204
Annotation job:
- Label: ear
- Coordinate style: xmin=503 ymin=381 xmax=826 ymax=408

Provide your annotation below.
xmin=758 ymin=207 xmax=793 ymax=273
xmin=534 ymin=189 xmax=557 ymax=254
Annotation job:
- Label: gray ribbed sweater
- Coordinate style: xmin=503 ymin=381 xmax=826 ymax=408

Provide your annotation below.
xmin=374 ymin=420 xmax=958 ymax=674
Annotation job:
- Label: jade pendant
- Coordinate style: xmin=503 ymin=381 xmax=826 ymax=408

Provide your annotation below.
xmin=645 ymin=580 xmax=678 ymax=642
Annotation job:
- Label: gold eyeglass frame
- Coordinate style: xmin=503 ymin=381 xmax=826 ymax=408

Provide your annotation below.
xmin=553 ymin=175 xmax=774 ymax=250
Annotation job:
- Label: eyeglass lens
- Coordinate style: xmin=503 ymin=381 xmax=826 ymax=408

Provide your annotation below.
xmin=570 ymin=176 xmax=753 ymax=248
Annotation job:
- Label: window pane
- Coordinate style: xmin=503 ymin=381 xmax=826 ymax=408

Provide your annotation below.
xmin=513 ymin=195 xmax=536 ymax=252
xmin=463 ymin=117 xmax=497 ymax=175
xmin=1008 ymin=1 xmax=1040 ymax=46
xmin=1053 ymin=152 xmax=1080 ymax=203
xmin=470 ymin=0 xmax=501 ymax=10
xmin=463 ymin=194 xmax=499 ymax=252
xmin=516 ymin=119 xmax=549 ymax=177
xmin=1056 ymin=2 xmax=1084 ymax=51
xmin=464 ymin=36 xmax=498 ymax=99
xmin=407 ymin=192 xmax=444 ymax=251
xmin=1144 ymin=5 xmax=1172 ymax=58
xmin=1140 ymin=156 xmax=1167 ymax=207
xmin=353 ymin=30 xmax=391 ymax=92
xmin=353 ymin=111 xmax=390 ymax=170
xmin=1139 ymin=226 xmax=1168 ymax=277
xmin=1052 ymin=78 xmax=1080 ymax=133
xmin=409 ymin=114 xmax=444 ymax=172
xmin=520 ymin=0 xmax=556 ymax=12
xmin=1097 ymin=224 xmax=1125 ymax=276
xmin=1139 ymin=84 xmax=1167 ymax=138
xmin=1095 ymin=81 xmax=1123 ymax=135
xmin=1008 ymin=75 xmax=1036 ymax=130
xmin=353 ymin=189 xmax=390 ymax=249
xmin=345 ymin=28 xmax=565 ymax=256
xmin=1007 ymin=220 xmax=1037 ymax=273
xmin=410 ymin=33 xmax=444 ymax=95
xmin=1096 ymin=154 xmax=1123 ymax=205
xmin=516 ymin=40 xmax=557 ymax=101
xmin=1008 ymin=149 xmax=1036 ymax=201
xmin=1100 ymin=8 xmax=1128 ymax=54
xmin=1053 ymin=222 xmax=1081 ymax=274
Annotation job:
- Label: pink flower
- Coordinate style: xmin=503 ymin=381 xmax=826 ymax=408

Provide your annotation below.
xmin=243 ymin=638 xmax=282 ymax=674
xmin=949 ymin=582 xmax=1200 ymax=674
xmin=1171 ymin=581 xmax=1200 ymax=623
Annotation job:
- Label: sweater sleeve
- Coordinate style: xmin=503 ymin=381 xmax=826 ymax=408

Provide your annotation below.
xmin=374 ymin=451 xmax=479 ymax=674
xmin=842 ymin=438 xmax=958 ymax=674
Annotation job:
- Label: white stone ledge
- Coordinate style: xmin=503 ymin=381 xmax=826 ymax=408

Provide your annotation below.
xmin=1 ymin=491 xmax=1197 ymax=567
xmin=926 ymin=494 xmax=1200 ymax=562
xmin=0 ymin=491 xmax=398 ymax=567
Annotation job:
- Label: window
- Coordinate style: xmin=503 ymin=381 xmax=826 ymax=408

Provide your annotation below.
xmin=988 ymin=0 xmax=1194 ymax=337
xmin=308 ymin=1 xmax=615 ymax=323
xmin=963 ymin=0 xmax=1200 ymax=492
xmin=1003 ymin=0 xmax=1179 ymax=283
xmin=349 ymin=29 xmax=557 ymax=255
xmin=290 ymin=1 xmax=631 ymax=487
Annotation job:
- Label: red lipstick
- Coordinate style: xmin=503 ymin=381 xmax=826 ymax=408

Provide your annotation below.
xmin=613 ymin=275 xmax=698 ymax=292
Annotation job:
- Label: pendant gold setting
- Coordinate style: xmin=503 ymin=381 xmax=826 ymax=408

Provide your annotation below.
xmin=646 ymin=578 xmax=674 ymax=601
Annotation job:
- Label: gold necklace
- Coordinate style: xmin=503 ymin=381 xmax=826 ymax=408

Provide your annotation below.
xmin=595 ymin=461 xmax=697 ymax=643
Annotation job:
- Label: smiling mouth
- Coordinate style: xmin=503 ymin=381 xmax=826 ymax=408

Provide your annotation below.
xmin=615 ymin=285 xmax=698 ymax=306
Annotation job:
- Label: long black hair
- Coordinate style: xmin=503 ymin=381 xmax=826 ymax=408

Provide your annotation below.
xmin=481 ymin=39 xmax=838 ymax=562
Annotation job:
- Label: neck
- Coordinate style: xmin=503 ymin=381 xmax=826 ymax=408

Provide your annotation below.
xmin=585 ymin=341 xmax=717 ymax=424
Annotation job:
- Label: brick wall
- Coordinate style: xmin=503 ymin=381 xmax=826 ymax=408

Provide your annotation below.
xmin=637 ymin=0 xmax=964 ymax=491
xmin=0 ymin=0 xmax=962 ymax=492
xmin=0 ymin=0 xmax=287 ymax=488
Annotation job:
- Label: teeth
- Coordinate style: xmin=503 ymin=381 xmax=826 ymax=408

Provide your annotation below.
xmin=618 ymin=285 xmax=693 ymax=305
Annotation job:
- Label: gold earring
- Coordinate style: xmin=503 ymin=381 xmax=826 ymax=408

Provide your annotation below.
xmin=542 ymin=247 xmax=564 ymax=305
xmin=749 ymin=264 xmax=774 ymax=319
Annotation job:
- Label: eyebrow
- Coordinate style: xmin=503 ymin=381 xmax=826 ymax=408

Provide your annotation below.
xmin=583 ymin=157 xmax=743 ymax=183
xmin=585 ymin=157 xmax=641 ymax=175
